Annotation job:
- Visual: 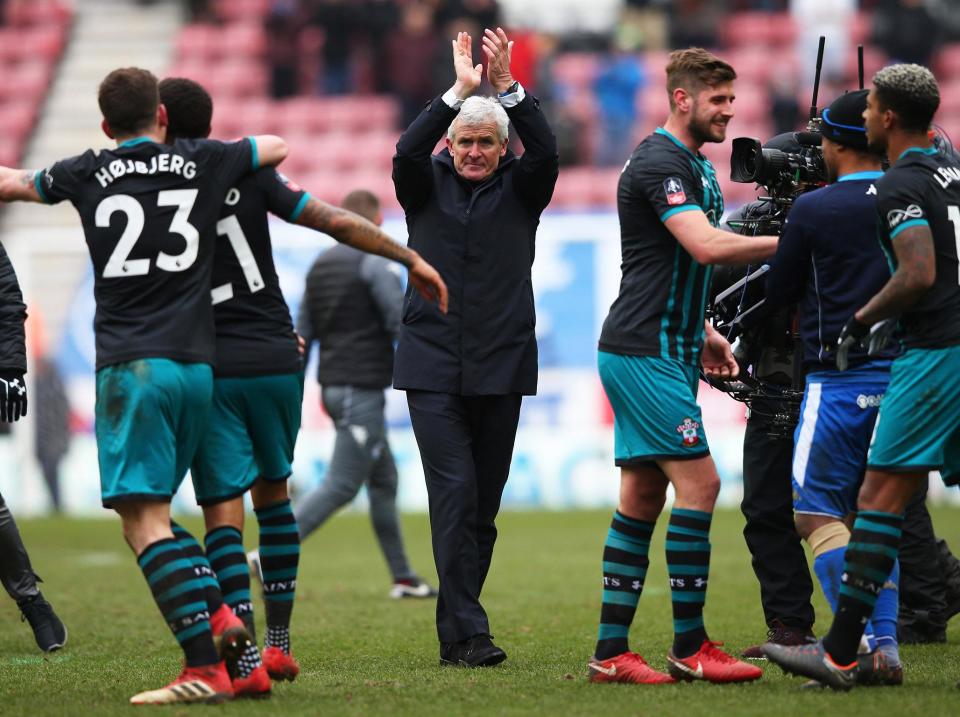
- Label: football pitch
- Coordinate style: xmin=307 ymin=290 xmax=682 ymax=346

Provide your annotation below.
xmin=2 ymin=508 xmax=959 ymax=716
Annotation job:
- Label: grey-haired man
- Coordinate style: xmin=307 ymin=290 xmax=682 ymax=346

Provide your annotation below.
xmin=391 ymin=28 xmax=558 ymax=667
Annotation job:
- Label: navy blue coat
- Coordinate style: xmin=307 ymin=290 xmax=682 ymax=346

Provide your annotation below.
xmin=392 ymin=93 xmax=558 ymax=396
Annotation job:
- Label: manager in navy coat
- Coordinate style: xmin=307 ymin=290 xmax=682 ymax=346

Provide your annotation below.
xmin=392 ymin=28 xmax=558 ymax=667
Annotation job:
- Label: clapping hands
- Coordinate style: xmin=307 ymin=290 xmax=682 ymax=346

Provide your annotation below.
xmin=481 ymin=27 xmax=515 ymax=94
xmin=451 ymin=31 xmax=482 ymax=100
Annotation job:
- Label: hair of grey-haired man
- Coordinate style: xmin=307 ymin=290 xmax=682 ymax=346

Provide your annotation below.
xmin=447 ymin=96 xmax=510 ymax=142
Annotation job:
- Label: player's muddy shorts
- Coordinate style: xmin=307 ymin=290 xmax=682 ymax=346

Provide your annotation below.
xmin=868 ymin=346 xmax=960 ymax=482
xmin=792 ymin=364 xmax=890 ymax=518
xmin=96 ymin=359 xmax=213 ymax=508
xmin=598 ymin=351 xmax=709 ymax=466
xmin=191 ymin=372 xmax=304 ymax=505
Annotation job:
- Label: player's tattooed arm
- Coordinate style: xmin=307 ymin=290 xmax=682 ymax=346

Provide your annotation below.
xmin=0 ymin=168 xmax=44 ymax=203
xmin=296 ymin=198 xmax=449 ymax=313
xmin=855 ymin=225 xmax=936 ymax=324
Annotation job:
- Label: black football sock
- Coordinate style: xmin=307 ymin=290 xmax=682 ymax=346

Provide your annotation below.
xmin=594 ymin=511 xmax=655 ymax=660
xmin=823 ymin=511 xmax=903 ymax=666
xmin=137 ymin=538 xmax=218 ymax=667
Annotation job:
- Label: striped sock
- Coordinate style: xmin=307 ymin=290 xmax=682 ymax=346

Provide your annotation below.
xmin=595 ymin=511 xmax=654 ymax=660
xmin=665 ymin=508 xmax=712 ymax=658
xmin=204 ymin=526 xmax=255 ymax=639
xmin=137 ymin=538 xmax=219 ymax=667
xmin=824 ymin=511 xmax=903 ymax=666
xmin=256 ymin=500 xmax=300 ymax=654
xmin=171 ymin=521 xmax=223 ymax=614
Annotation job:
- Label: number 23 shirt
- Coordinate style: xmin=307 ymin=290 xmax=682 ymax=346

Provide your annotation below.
xmin=36 ymin=136 xmax=255 ymax=369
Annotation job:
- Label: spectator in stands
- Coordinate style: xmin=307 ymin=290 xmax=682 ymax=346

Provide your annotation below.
xmin=872 ymin=0 xmax=940 ymax=68
xmin=791 ymin=0 xmax=855 ymax=83
xmin=313 ymin=0 xmax=360 ymax=95
xmin=362 ymin=0 xmax=401 ymax=93
xmin=668 ymin=0 xmax=722 ymax=49
xmin=532 ymin=31 xmax=585 ymax=166
xmin=768 ymin=75 xmax=803 ymax=135
xmin=385 ymin=2 xmax=443 ymax=126
xmin=266 ymin=0 xmax=304 ymax=98
xmin=592 ymin=33 xmax=644 ymax=166
xmin=435 ymin=0 xmax=499 ymax=32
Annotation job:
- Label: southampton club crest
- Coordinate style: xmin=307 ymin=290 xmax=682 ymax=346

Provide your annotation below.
xmin=676 ymin=417 xmax=701 ymax=447
xmin=663 ymin=177 xmax=686 ymax=205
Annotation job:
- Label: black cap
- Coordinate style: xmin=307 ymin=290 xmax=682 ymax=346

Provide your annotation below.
xmin=820 ymin=89 xmax=869 ymax=150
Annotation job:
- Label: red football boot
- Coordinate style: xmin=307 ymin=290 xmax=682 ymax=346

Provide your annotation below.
xmin=209 ymin=604 xmax=252 ymax=679
xmin=667 ymin=640 xmax=763 ymax=683
xmin=129 ymin=661 xmax=233 ymax=705
xmin=263 ymin=646 xmax=300 ymax=682
xmin=588 ymin=651 xmax=676 ymax=684
xmin=232 ymin=664 xmax=272 ymax=698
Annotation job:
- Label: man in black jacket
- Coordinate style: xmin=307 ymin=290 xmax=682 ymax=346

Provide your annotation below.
xmin=392 ymin=28 xmax=558 ymax=667
xmin=0 ymin=241 xmax=67 ymax=653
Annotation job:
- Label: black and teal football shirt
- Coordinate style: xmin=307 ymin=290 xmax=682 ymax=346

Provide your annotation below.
xmin=36 ymin=136 xmax=256 ymax=369
xmin=876 ymin=146 xmax=960 ymax=349
xmin=599 ymin=128 xmax=723 ymax=365
xmin=210 ymin=168 xmax=308 ymax=377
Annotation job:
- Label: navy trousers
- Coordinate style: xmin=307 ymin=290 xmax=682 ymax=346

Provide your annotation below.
xmin=406 ymin=390 xmax=522 ymax=643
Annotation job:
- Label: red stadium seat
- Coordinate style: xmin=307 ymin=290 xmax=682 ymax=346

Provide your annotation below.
xmin=4 ymin=0 xmax=71 ymax=27
xmin=0 ymin=100 xmax=37 ymax=144
xmin=175 ymin=24 xmax=219 ymax=61
xmin=936 ymin=44 xmax=960 ymax=77
xmin=844 ymin=46 xmax=887 ymax=85
xmin=849 ymin=11 xmax=872 ymax=46
xmin=213 ymin=0 xmax=271 ymax=22
xmin=220 ymin=22 xmax=267 ymax=58
xmin=208 ymin=61 xmax=267 ymax=98
xmin=2 ymin=62 xmax=53 ymax=104
xmin=720 ymin=12 xmax=775 ymax=48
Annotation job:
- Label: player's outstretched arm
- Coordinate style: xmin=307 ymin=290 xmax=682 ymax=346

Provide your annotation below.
xmin=295 ymin=197 xmax=449 ymax=313
xmin=854 ymin=224 xmax=936 ymax=325
xmin=0 ymin=167 xmax=43 ymax=203
xmin=249 ymin=135 xmax=288 ymax=168
xmin=666 ymin=210 xmax=778 ymax=265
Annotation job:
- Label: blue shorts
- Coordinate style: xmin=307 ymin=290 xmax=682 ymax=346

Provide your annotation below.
xmin=191 ymin=372 xmax=304 ymax=505
xmin=96 ymin=359 xmax=213 ymax=508
xmin=792 ymin=364 xmax=890 ymax=518
xmin=598 ymin=351 xmax=709 ymax=465
xmin=868 ymin=346 xmax=960 ymax=478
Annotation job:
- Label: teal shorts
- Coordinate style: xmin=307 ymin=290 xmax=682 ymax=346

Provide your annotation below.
xmin=868 ymin=345 xmax=960 ymax=480
xmin=191 ymin=372 xmax=304 ymax=505
xmin=598 ymin=351 xmax=710 ymax=465
xmin=96 ymin=359 xmax=213 ymax=508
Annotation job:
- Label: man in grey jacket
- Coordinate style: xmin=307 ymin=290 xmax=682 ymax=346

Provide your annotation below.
xmin=286 ymin=189 xmax=436 ymax=599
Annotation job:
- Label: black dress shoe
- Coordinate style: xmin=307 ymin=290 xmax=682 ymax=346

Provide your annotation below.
xmin=439 ymin=641 xmax=461 ymax=666
xmin=439 ymin=635 xmax=507 ymax=668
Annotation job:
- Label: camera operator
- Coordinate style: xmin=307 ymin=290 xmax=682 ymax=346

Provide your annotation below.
xmin=717 ymin=140 xmax=817 ymax=658
xmin=762 ymin=90 xmax=902 ymax=683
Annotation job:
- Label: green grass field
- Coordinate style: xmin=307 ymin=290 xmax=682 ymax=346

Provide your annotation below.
xmin=2 ymin=508 xmax=960 ymax=715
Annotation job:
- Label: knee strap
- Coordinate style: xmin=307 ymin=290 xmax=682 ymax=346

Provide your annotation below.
xmin=809 ymin=521 xmax=850 ymax=558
